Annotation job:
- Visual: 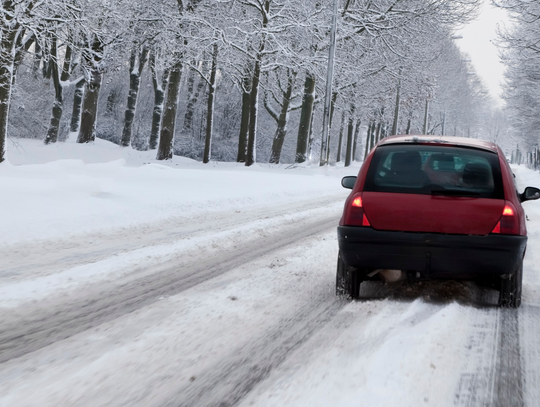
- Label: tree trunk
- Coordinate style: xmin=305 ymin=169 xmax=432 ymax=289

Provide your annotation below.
xmin=374 ymin=122 xmax=382 ymax=145
xmin=352 ymin=119 xmax=361 ymax=161
xmin=0 ymin=22 xmax=20 ymax=163
xmin=44 ymin=36 xmax=62 ymax=144
xmin=391 ymin=76 xmax=401 ymax=136
xmin=382 ymin=122 xmax=388 ymax=140
xmin=329 ymin=91 xmax=338 ymax=129
xmin=269 ymin=69 xmax=295 ymax=164
xmin=155 ymin=0 xmax=200 ymax=157
xmin=182 ymin=65 xmax=195 ymax=130
xmin=364 ymin=121 xmax=373 ymax=160
xmin=77 ymin=70 xmax=101 ymax=143
xmin=33 ymin=41 xmax=42 ymax=77
xmin=42 ymin=36 xmax=52 ymax=80
xmin=70 ymin=78 xmax=85 ymax=133
xmin=203 ymin=43 xmax=218 ymax=164
xmin=325 ymin=111 xmax=333 ymax=165
xmin=245 ymin=0 xmax=270 ymax=167
xmin=121 ymin=45 xmax=149 ymax=147
xmin=423 ymin=100 xmax=429 ymax=134
xmin=295 ymin=72 xmax=316 ymax=163
xmin=406 ymin=117 xmax=411 ymax=134
xmin=246 ymin=51 xmax=263 ymax=166
xmin=245 ymin=56 xmax=260 ymax=166
xmin=344 ymin=114 xmax=354 ymax=167
xmin=77 ymin=35 xmax=104 ymax=144
xmin=369 ymin=121 xmax=376 ymax=151
xmin=441 ymin=111 xmax=446 ymax=135
xmin=148 ymin=51 xmax=168 ymax=150
xmin=237 ymin=72 xmax=251 ymax=162
xmin=45 ymin=39 xmax=73 ymax=144
xmin=0 ymin=52 xmax=14 ymax=163
xmin=336 ymin=111 xmax=345 ymax=163
xmin=307 ymin=103 xmax=317 ymax=161
xmin=183 ymin=61 xmax=207 ymax=137
xmin=157 ymin=60 xmax=183 ymax=160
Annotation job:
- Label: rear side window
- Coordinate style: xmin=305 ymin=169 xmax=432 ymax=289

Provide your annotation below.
xmin=364 ymin=144 xmax=504 ymax=199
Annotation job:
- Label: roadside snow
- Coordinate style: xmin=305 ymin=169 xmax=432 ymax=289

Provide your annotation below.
xmin=0 ymin=138 xmax=357 ymax=247
xmin=510 ymin=165 xmax=540 ymax=405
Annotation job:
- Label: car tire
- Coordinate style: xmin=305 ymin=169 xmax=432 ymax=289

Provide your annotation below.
xmin=498 ymin=258 xmax=523 ymax=308
xmin=336 ymin=251 xmax=361 ymax=299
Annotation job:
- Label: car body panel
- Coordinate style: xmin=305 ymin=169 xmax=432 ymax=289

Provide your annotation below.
xmin=340 ymin=136 xmax=527 ymax=237
xmin=338 ymin=226 xmax=527 ymax=278
xmin=498 ymin=151 xmax=528 ymax=235
xmin=377 ymin=135 xmax=499 ymax=153
xmin=361 ymin=192 xmax=505 ymax=235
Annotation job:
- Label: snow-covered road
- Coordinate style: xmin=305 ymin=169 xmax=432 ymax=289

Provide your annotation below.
xmin=1 ymin=140 xmax=540 ymax=407
xmin=0 ymin=195 xmax=343 ymax=363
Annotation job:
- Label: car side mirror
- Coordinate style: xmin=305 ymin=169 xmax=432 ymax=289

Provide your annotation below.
xmin=521 ymin=186 xmax=540 ymax=202
xmin=341 ymin=176 xmax=357 ymax=189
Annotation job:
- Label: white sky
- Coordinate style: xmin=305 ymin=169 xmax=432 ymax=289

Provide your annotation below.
xmin=456 ymin=1 xmax=510 ymax=106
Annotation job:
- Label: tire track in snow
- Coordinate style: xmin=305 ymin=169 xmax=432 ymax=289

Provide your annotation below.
xmin=163 ymin=294 xmax=346 ymax=407
xmin=454 ymin=308 xmax=499 ymax=407
xmin=454 ymin=308 xmax=523 ymax=407
xmin=0 ymin=216 xmax=338 ymax=364
xmin=494 ymin=309 xmax=523 ymax=407
xmin=163 ymin=287 xmax=449 ymax=407
xmin=0 ymin=195 xmax=344 ymax=283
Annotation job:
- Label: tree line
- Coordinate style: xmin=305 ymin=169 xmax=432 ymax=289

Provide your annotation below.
xmin=496 ymin=0 xmax=540 ymax=158
xmin=1 ymin=0 xmax=499 ymax=166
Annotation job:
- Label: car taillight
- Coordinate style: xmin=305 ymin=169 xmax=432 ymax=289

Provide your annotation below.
xmin=347 ymin=193 xmax=371 ymax=227
xmin=491 ymin=203 xmax=519 ymax=235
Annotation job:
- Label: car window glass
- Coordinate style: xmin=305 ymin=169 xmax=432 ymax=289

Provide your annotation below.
xmin=364 ymin=144 xmax=504 ymax=199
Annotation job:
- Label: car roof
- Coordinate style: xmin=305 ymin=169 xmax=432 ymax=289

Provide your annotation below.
xmin=377 ymin=135 xmax=499 ymax=154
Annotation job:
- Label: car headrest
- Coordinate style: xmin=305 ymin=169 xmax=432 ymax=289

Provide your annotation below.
xmin=462 ymin=163 xmax=490 ymax=186
xmin=429 ymin=154 xmax=455 ymax=171
xmin=391 ymin=151 xmax=422 ymax=173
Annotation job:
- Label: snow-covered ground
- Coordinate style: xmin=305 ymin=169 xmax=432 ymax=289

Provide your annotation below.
xmin=1 ymin=138 xmax=540 ymax=407
xmin=1 ymin=137 xmax=350 ymax=246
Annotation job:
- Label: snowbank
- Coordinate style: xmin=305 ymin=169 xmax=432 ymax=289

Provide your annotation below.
xmin=1 ymin=138 xmax=357 ymax=246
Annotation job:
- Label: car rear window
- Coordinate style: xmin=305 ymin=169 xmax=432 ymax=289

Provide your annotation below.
xmin=363 ymin=144 xmax=504 ymax=199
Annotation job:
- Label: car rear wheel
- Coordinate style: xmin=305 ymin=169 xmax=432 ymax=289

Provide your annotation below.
xmin=336 ymin=251 xmax=361 ymax=299
xmin=498 ymin=258 xmax=523 ymax=308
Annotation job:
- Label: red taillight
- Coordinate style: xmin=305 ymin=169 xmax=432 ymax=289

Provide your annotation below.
xmin=503 ymin=206 xmax=514 ymax=216
xmin=491 ymin=204 xmax=519 ymax=235
xmin=347 ymin=194 xmax=371 ymax=227
xmin=362 ymin=214 xmax=371 ymax=226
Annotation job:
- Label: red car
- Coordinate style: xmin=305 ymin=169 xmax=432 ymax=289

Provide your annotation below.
xmin=337 ymin=135 xmax=540 ymax=308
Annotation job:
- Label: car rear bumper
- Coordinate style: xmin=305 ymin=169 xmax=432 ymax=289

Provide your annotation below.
xmin=338 ymin=226 xmax=527 ymax=279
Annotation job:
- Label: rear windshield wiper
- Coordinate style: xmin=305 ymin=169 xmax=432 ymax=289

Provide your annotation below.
xmin=430 ymin=189 xmax=481 ymax=196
